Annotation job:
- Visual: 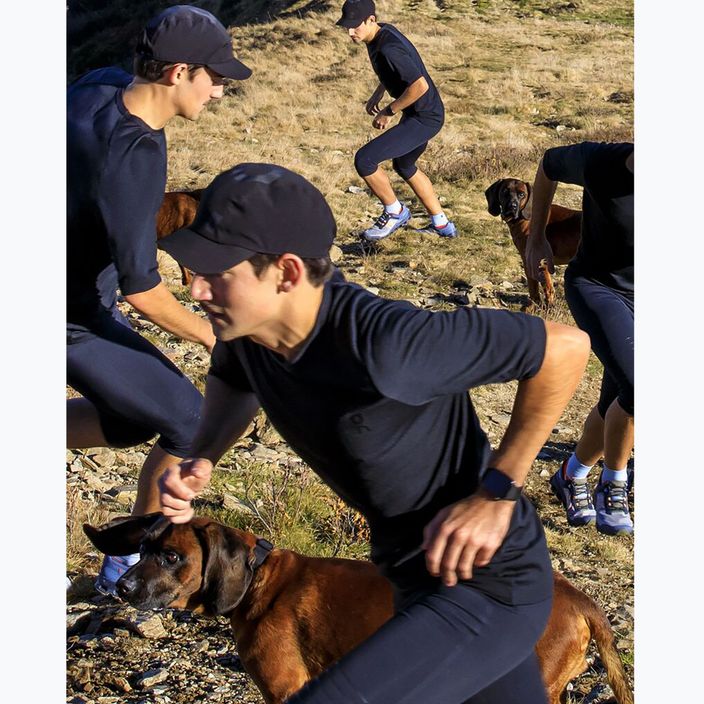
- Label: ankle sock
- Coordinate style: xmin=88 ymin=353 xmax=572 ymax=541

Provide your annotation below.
xmin=600 ymin=464 xmax=628 ymax=484
xmin=384 ymin=200 xmax=402 ymax=215
xmin=564 ymin=453 xmax=592 ymax=480
xmin=432 ymin=212 xmax=449 ymax=227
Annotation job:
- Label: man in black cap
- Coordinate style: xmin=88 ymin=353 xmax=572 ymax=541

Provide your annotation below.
xmin=525 ymin=142 xmax=634 ymax=537
xmin=157 ymin=162 xmax=590 ymax=703
xmin=336 ymin=0 xmax=456 ymax=241
xmin=67 ymin=4 xmax=251 ymax=595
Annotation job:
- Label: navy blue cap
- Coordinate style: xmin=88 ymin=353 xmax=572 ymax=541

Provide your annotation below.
xmin=159 ymin=164 xmax=337 ymax=274
xmin=336 ymin=0 xmax=376 ymax=28
xmin=137 ymin=5 xmax=251 ymax=80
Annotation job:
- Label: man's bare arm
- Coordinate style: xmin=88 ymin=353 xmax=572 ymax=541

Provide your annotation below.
xmin=423 ymin=320 xmax=590 ymax=586
xmin=524 ymin=157 xmax=559 ymax=280
xmin=373 ymin=77 xmax=429 ymax=128
xmin=125 ymin=280 xmax=216 ymax=352
xmin=159 ymin=374 xmax=260 ymax=522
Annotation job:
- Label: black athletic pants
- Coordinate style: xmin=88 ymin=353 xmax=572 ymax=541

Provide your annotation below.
xmin=286 ymin=569 xmax=552 ymax=704
xmin=354 ymin=115 xmax=443 ymax=180
xmin=564 ymin=269 xmax=634 ymax=417
xmin=67 ymin=306 xmax=202 ymax=455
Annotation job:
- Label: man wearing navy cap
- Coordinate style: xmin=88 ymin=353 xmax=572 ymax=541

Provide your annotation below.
xmin=337 ymin=0 xmax=456 ymax=241
xmin=67 ymin=5 xmax=251 ymax=595
xmin=158 ymin=162 xmax=590 ymax=703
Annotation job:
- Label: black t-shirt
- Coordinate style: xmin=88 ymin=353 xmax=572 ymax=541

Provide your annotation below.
xmin=366 ymin=24 xmax=444 ymax=123
xmin=543 ymin=141 xmax=634 ymax=295
xmin=67 ymin=67 xmax=165 ymax=326
xmin=210 ymin=281 xmax=552 ymax=605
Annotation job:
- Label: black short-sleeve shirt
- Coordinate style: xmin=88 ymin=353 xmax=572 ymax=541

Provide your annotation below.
xmin=67 ymin=67 xmax=166 ymax=325
xmin=543 ymin=142 xmax=634 ymax=295
xmin=210 ymin=281 xmax=552 ymax=605
xmin=367 ymin=24 xmax=444 ymax=123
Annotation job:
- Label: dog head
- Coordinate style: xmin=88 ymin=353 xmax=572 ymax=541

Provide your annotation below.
xmin=485 ymin=178 xmax=532 ymax=223
xmin=84 ymin=513 xmax=262 ymax=616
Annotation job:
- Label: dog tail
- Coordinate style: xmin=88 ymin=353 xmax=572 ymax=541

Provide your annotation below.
xmin=583 ymin=595 xmax=633 ymax=704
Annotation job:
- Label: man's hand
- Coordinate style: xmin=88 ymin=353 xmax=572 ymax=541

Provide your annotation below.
xmin=159 ymin=457 xmax=213 ymax=523
xmin=365 ymin=85 xmax=386 ymax=115
xmin=524 ymin=234 xmax=555 ymax=282
xmin=422 ymin=492 xmax=515 ymax=586
xmin=372 ymin=112 xmax=393 ymax=130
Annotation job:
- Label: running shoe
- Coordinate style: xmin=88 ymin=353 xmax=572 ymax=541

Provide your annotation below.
xmin=95 ymin=553 xmax=140 ymax=597
xmin=594 ymin=476 xmax=633 ymax=536
xmin=549 ymin=460 xmax=596 ymax=526
xmin=362 ymin=205 xmax=411 ymax=241
xmin=417 ymin=220 xmax=457 ymax=238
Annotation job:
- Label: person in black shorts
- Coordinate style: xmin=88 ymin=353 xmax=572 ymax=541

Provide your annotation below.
xmin=157 ymin=162 xmax=590 ymax=703
xmin=67 ymin=5 xmax=251 ymax=593
xmin=336 ymin=0 xmax=456 ymax=241
xmin=525 ymin=141 xmax=634 ymax=536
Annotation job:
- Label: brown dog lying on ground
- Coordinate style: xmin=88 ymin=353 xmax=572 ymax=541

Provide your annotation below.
xmin=485 ymin=178 xmax=582 ymax=310
xmin=84 ymin=513 xmax=632 ymax=704
xmin=156 ymin=190 xmax=203 ymax=286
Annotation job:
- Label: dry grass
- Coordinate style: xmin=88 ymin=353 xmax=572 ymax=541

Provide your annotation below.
xmin=66 ymin=486 xmax=117 ymax=574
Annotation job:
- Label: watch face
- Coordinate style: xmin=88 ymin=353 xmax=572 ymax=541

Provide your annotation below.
xmin=482 ymin=468 xmax=521 ymax=501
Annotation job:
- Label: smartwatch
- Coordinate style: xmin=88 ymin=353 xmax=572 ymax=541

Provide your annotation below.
xmin=480 ymin=467 xmax=522 ymax=501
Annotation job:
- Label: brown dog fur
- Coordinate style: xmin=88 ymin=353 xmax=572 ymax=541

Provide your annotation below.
xmin=485 ymin=178 xmax=582 ymax=311
xmin=84 ymin=514 xmax=632 ymax=704
xmin=156 ymin=190 xmax=203 ymax=286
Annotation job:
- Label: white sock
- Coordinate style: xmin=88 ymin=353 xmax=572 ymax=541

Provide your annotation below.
xmin=601 ymin=464 xmax=628 ymax=484
xmin=432 ymin=212 xmax=449 ymax=227
xmin=565 ymin=452 xmax=592 ymax=480
xmin=384 ymin=200 xmax=402 ymax=215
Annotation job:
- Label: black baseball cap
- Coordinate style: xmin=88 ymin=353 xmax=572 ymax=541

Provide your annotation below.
xmin=159 ymin=164 xmax=337 ymax=274
xmin=336 ymin=0 xmax=376 ymax=28
xmin=137 ymin=5 xmax=252 ymax=80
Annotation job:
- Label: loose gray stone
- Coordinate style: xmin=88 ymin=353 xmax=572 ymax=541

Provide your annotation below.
xmin=223 ymin=494 xmax=255 ymax=515
xmin=138 ymin=668 xmax=169 ymax=689
xmin=90 ymin=449 xmax=116 ymax=468
xmin=329 ymin=244 xmax=343 ymax=263
xmin=251 ymin=443 xmax=281 ymax=461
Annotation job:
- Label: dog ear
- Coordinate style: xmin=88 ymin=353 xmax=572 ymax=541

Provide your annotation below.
xmin=83 ymin=512 xmax=168 ymax=556
xmin=197 ymin=522 xmax=254 ymax=616
xmin=485 ymin=180 xmax=504 ymax=216
xmin=521 ymin=182 xmax=533 ymax=221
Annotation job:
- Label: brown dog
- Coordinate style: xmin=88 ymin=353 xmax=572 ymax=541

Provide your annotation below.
xmin=84 ymin=514 xmax=632 ymax=704
xmin=485 ymin=178 xmax=582 ymax=310
xmin=156 ymin=190 xmax=203 ymax=286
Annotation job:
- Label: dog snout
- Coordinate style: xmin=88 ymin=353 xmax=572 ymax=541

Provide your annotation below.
xmin=116 ymin=573 xmax=140 ymax=599
xmin=506 ymin=200 xmax=519 ymax=215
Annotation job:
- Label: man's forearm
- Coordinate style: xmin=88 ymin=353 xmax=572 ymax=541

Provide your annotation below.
xmin=189 ymin=374 xmax=260 ymax=464
xmin=387 ymin=77 xmax=428 ymax=113
xmin=125 ymin=280 xmax=215 ymax=350
xmin=528 ymin=158 xmax=559 ymax=239
xmin=489 ymin=321 xmax=590 ymax=485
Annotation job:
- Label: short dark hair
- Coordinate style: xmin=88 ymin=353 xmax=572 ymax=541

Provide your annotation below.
xmin=133 ymin=55 xmax=202 ymax=82
xmin=248 ymin=253 xmax=334 ymax=288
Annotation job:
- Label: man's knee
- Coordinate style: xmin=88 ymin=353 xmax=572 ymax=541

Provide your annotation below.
xmin=599 ymin=395 xmax=633 ymax=419
xmin=391 ymin=158 xmax=417 ymax=181
xmin=354 ymin=147 xmax=378 ymax=177
xmin=615 ymin=396 xmax=634 ymax=418
xmin=102 ymin=420 xmax=157 ymax=448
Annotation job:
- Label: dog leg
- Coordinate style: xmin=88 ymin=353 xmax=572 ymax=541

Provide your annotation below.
xmin=539 ymin=260 xmax=555 ymax=307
